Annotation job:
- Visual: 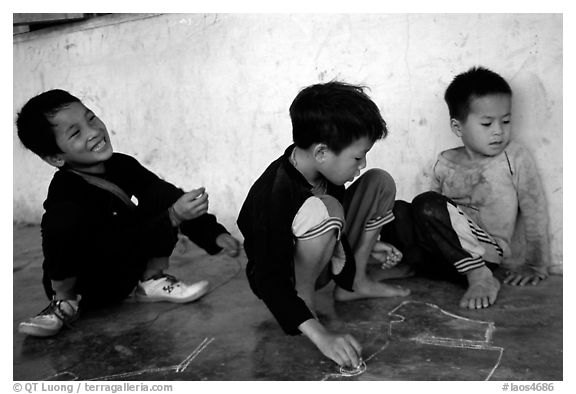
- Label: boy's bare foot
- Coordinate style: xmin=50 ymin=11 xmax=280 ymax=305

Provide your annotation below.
xmin=460 ymin=265 xmax=500 ymax=309
xmin=334 ymin=279 xmax=410 ymax=301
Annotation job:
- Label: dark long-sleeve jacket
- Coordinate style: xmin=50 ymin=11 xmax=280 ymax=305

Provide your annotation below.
xmin=237 ymin=146 xmax=355 ymax=335
xmin=41 ymin=152 xmax=228 ymax=305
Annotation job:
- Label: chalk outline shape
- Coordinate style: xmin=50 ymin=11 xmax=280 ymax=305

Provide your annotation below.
xmin=323 ymin=300 xmax=503 ymax=381
xmin=43 ymin=303 xmax=503 ymax=381
xmin=339 ymin=360 xmax=367 ymax=376
xmin=40 ymin=337 xmax=214 ymax=381
xmin=387 ymin=301 xmax=504 ymax=381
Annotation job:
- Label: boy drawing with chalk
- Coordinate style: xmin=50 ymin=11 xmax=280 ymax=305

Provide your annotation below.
xmin=388 ymin=67 xmax=551 ymax=310
xmin=16 ymin=89 xmax=241 ymax=337
xmin=238 ymin=81 xmax=410 ymax=369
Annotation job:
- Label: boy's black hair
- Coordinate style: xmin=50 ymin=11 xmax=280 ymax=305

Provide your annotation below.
xmin=444 ymin=66 xmax=512 ymax=121
xmin=444 ymin=67 xmax=512 ymax=121
xmin=289 ymin=81 xmax=387 ymax=154
xmin=16 ymin=89 xmax=81 ymax=158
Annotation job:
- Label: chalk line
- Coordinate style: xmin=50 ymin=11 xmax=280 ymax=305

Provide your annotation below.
xmin=91 ymin=337 xmax=215 ymax=380
xmin=320 ymin=340 xmax=390 ymax=380
xmin=175 ymin=337 xmax=215 ymax=373
xmin=40 ymin=337 xmax=215 ymax=381
xmin=322 ymin=300 xmax=504 ymax=381
xmin=388 ymin=301 xmax=504 ymax=381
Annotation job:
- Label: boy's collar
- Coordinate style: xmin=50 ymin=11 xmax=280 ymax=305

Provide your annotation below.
xmin=283 ymin=144 xmax=314 ymax=190
xmin=58 ymin=157 xmax=110 ymax=175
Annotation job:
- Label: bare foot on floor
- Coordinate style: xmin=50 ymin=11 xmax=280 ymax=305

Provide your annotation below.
xmin=334 ymin=279 xmax=410 ymax=301
xmin=460 ymin=265 xmax=501 ymax=309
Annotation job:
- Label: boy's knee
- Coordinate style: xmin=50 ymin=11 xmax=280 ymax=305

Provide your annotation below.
xmin=412 ymin=191 xmax=446 ymax=219
xmin=362 ymin=168 xmax=396 ymax=194
xmin=292 ymin=195 xmax=345 ymax=241
xmin=317 ymin=195 xmax=345 ymax=221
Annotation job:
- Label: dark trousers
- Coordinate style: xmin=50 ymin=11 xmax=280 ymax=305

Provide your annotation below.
xmin=380 ymin=191 xmax=497 ymax=286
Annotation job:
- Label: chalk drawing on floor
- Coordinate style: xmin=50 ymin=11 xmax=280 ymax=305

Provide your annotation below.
xmin=320 ymin=340 xmax=390 ymax=380
xmin=40 ymin=337 xmax=214 ymax=381
xmin=323 ymin=300 xmax=503 ymax=381
xmin=339 ymin=360 xmax=367 ymax=376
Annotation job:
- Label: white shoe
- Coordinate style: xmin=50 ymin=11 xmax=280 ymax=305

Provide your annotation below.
xmin=19 ymin=297 xmax=80 ymax=337
xmin=135 ymin=274 xmax=209 ymax=304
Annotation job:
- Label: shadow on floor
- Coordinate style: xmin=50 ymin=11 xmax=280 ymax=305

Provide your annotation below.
xmin=13 ymin=224 xmax=562 ymax=381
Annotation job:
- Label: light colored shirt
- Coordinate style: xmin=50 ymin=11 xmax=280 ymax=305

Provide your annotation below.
xmin=431 ymin=140 xmax=550 ymax=274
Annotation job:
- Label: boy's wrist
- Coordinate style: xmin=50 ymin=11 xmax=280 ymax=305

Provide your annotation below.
xmin=168 ymin=205 xmax=182 ymax=227
xmin=299 ymin=318 xmax=327 ymax=345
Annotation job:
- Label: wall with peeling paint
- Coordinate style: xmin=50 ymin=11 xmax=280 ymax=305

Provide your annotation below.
xmin=13 ymin=13 xmax=563 ymax=269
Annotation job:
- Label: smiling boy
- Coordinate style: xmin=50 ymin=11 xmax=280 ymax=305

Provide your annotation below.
xmin=16 ymin=89 xmax=241 ymax=337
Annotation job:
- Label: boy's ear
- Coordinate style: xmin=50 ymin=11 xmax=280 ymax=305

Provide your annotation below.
xmin=312 ymin=143 xmax=329 ymax=163
xmin=42 ymin=154 xmax=66 ymax=168
xmin=450 ymin=119 xmax=463 ymax=138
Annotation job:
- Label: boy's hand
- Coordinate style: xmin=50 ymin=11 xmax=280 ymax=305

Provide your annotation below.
xmin=299 ymin=319 xmax=362 ymax=368
xmin=503 ymin=266 xmax=548 ymax=286
xmin=371 ymin=241 xmax=403 ymax=269
xmin=170 ymin=188 xmax=209 ymax=226
xmin=317 ymin=331 xmax=363 ymax=369
xmin=216 ymin=233 xmax=242 ymax=257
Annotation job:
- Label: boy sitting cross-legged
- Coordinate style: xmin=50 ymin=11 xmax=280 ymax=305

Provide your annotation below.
xmin=385 ymin=67 xmax=551 ymax=310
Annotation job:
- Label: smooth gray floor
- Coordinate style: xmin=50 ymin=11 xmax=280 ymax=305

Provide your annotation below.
xmin=13 ymin=224 xmax=562 ymax=381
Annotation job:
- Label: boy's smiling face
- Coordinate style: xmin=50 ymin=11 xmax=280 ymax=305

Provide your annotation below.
xmin=319 ymin=136 xmax=374 ymax=185
xmin=453 ymin=93 xmax=512 ymax=160
xmin=47 ymin=101 xmax=113 ymax=173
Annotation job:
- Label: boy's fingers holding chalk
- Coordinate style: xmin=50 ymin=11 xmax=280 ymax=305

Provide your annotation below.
xmin=332 ymin=353 xmax=345 ymax=368
xmin=340 ymin=334 xmax=362 ymax=367
xmin=344 ymin=334 xmax=362 ymax=355
xmin=188 ymin=194 xmax=209 ymax=214
xmin=172 ymin=187 xmax=210 ymax=221
xmin=191 ymin=187 xmax=206 ymax=198
xmin=342 ymin=345 xmax=359 ymax=368
xmin=194 ymin=197 xmax=209 ymax=209
xmin=180 ymin=187 xmax=206 ymax=202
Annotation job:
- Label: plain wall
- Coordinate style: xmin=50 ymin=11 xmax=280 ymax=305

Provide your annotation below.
xmin=12 ymin=13 xmax=563 ymax=270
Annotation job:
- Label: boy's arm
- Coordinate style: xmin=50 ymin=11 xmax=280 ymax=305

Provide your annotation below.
xmin=179 ymin=213 xmax=229 ymax=255
xmin=430 ymin=158 xmax=443 ymax=193
xmin=239 ymin=180 xmax=362 ymax=367
xmin=505 ymin=146 xmax=551 ymax=284
xmin=42 ymin=202 xmax=85 ymax=283
xmin=239 ymin=194 xmax=316 ymax=335
xmin=120 ymin=154 xmax=231 ymax=254
xmin=252 ymin=222 xmax=316 ymax=334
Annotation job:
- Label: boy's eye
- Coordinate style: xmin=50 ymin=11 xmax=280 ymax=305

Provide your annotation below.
xmin=481 ymin=123 xmax=492 ymax=127
xmin=69 ymin=130 xmax=80 ymax=138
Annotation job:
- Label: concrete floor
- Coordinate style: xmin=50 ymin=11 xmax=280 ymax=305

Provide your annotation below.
xmin=13 ymin=223 xmax=563 ymax=381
